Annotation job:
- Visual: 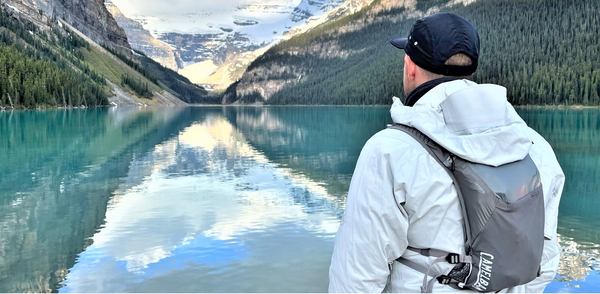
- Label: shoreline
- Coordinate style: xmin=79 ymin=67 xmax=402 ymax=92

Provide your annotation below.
xmin=4 ymin=103 xmax=600 ymax=111
xmin=189 ymin=104 xmax=389 ymax=107
xmin=192 ymin=103 xmax=600 ymax=109
xmin=514 ymin=104 xmax=600 ymax=110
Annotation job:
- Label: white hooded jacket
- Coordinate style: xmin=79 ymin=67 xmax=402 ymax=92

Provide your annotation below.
xmin=328 ymin=80 xmax=565 ymax=293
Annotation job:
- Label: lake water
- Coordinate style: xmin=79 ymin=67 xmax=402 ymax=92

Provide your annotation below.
xmin=0 ymin=106 xmax=598 ymax=292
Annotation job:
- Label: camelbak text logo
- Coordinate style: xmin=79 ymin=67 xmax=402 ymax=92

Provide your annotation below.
xmin=473 ymin=252 xmax=494 ymax=291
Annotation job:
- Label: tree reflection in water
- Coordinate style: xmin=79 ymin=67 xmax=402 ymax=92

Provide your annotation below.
xmin=0 ymin=106 xmax=598 ymax=292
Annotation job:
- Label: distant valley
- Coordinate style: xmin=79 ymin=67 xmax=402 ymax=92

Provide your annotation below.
xmin=107 ymin=0 xmax=371 ymax=91
xmin=1 ymin=0 xmax=597 ymax=108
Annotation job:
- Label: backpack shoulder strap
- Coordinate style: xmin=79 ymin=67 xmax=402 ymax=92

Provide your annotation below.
xmin=388 ymin=124 xmax=477 ymax=292
xmin=387 ymin=124 xmax=453 ymax=169
xmin=387 ymin=123 xmax=472 ymax=247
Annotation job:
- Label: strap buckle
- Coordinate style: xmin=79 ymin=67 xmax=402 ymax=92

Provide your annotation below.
xmin=446 ymin=253 xmax=460 ymax=264
xmin=437 ymin=275 xmax=452 ymax=285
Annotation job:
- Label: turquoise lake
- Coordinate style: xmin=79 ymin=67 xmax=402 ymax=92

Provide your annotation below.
xmin=0 ymin=106 xmax=598 ymax=292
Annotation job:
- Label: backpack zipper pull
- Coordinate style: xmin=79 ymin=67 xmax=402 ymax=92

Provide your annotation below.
xmin=443 ymin=155 xmax=456 ymax=171
xmin=386 ymin=260 xmax=394 ymax=291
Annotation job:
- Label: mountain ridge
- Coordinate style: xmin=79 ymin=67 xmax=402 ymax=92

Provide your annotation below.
xmin=225 ymin=0 xmax=600 ymax=106
xmin=108 ymin=0 xmax=374 ymax=92
xmin=0 ymin=0 xmax=213 ymax=108
xmin=3 ymin=0 xmax=131 ymax=53
xmin=105 ymin=0 xmax=179 ymax=70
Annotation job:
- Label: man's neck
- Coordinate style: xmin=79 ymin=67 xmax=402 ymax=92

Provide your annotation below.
xmin=404 ymin=77 xmax=459 ymax=106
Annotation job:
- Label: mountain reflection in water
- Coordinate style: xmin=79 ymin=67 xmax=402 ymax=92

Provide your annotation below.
xmin=59 ymin=108 xmax=374 ymax=292
xmin=0 ymin=106 xmax=598 ymax=292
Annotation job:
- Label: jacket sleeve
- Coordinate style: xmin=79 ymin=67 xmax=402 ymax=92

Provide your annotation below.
xmin=328 ymin=136 xmax=410 ymax=293
xmin=507 ymin=131 xmax=566 ymax=293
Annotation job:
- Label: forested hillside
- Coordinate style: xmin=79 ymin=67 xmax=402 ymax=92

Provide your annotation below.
xmin=0 ymin=8 xmax=108 ymax=107
xmin=227 ymin=0 xmax=600 ymax=105
xmin=0 ymin=3 xmax=214 ymax=109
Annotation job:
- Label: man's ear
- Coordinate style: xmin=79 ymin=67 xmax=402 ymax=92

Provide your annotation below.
xmin=404 ymin=54 xmax=416 ymax=80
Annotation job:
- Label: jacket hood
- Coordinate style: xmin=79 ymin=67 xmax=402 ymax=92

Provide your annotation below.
xmin=391 ymin=79 xmax=532 ymax=166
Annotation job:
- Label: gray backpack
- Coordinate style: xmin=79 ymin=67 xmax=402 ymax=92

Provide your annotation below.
xmin=389 ymin=124 xmax=545 ymax=293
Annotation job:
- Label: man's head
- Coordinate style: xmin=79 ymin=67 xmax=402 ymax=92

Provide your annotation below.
xmin=390 ymin=13 xmax=480 ymax=96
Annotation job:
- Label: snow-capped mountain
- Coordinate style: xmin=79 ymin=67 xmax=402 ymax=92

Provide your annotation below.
xmin=108 ymin=0 xmax=369 ymax=91
xmin=105 ymin=1 xmax=179 ymax=70
xmin=111 ymin=0 xmax=343 ymax=64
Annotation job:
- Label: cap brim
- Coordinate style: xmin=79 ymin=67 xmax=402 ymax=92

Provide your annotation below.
xmin=390 ymin=37 xmax=408 ymax=49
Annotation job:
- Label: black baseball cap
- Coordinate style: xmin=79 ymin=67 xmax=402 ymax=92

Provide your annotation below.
xmin=390 ymin=12 xmax=480 ymax=76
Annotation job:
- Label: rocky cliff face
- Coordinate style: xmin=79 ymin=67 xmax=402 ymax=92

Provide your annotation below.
xmin=52 ymin=0 xmax=130 ymax=52
xmin=105 ymin=0 xmax=179 ymax=70
xmin=5 ymin=0 xmax=131 ymax=53
xmin=1 ymin=0 xmax=212 ymax=106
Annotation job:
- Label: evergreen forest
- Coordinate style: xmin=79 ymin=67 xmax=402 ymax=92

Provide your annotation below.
xmin=233 ymin=0 xmax=600 ymax=105
xmin=0 ymin=6 xmax=214 ymax=109
xmin=0 ymin=8 xmax=108 ymax=108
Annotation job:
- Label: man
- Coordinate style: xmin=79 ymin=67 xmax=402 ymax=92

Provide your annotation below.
xmin=329 ymin=13 xmax=564 ymax=293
